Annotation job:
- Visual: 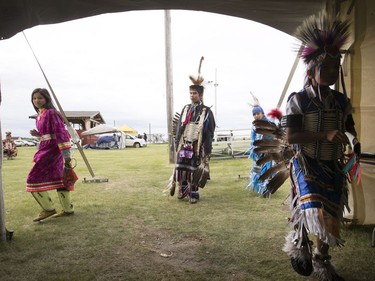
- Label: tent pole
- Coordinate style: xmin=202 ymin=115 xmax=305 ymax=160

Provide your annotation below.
xmin=23 ymin=32 xmax=107 ymax=183
xmin=276 ymin=44 xmax=304 ymax=109
xmin=0 ymin=90 xmax=6 ymax=242
xmin=0 ymin=84 xmax=13 ymax=242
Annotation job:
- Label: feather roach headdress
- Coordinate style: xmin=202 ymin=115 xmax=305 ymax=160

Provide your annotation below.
xmin=189 ymin=56 xmax=205 ymax=95
xmin=294 ymin=11 xmax=350 ymax=66
xmin=248 ymin=92 xmax=264 ymax=115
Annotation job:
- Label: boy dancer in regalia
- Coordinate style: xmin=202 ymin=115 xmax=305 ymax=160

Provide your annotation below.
xmin=246 ymin=94 xmax=274 ymax=197
xmin=172 ymin=57 xmax=216 ymax=204
xmin=281 ymin=12 xmax=359 ymax=281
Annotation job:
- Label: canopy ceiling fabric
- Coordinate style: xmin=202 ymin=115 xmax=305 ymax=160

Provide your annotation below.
xmin=0 ymin=0 xmax=326 ymax=40
xmin=0 ymin=1 xmax=374 ymax=227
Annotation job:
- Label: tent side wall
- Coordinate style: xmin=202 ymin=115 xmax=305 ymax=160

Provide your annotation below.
xmin=345 ymin=0 xmax=375 ymax=224
xmin=0 ymin=121 xmax=6 ymax=241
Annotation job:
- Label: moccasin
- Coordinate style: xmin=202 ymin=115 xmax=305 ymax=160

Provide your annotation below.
xmin=33 ymin=210 xmax=57 ymax=222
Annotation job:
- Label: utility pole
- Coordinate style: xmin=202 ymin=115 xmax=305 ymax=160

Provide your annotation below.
xmin=208 ymin=69 xmax=219 ymax=125
xmin=164 ymin=10 xmax=175 ymax=164
xmin=148 ymin=123 xmax=151 ymax=143
xmin=214 ymin=68 xmax=218 ymax=124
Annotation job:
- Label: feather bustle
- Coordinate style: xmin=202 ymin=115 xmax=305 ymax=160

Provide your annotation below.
xmin=256 ymin=153 xmax=284 ymax=165
xmin=254 ymin=146 xmax=283 ymax=154
xmin=256 ymin=154 xmax=274 ymax=165
xmin=251 ymin=114 xmax=292 ymax=194
xmin=267 ymin=169 xmax=289 ymax=194
xmin=259 ymin=163 xmax=286 ymax=182
xmin=172 ymin=112 xmax=181 ymax=137
xmin=253 ymin=139 xmax=283 ymax=147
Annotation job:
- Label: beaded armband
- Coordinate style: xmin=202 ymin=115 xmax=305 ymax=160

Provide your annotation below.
xmin=280 ymin=114 xmax=303 ymax=128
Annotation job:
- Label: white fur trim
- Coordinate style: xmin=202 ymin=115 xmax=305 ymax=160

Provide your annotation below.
xmin=282 ymin=230 xmax=311 ymax=261
xmin=313 ymin=256 xmax=340 ymax=281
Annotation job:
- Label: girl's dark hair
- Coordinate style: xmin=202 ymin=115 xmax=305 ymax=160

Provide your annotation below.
xmin=31 ymin=88 xmax=57 ymax=112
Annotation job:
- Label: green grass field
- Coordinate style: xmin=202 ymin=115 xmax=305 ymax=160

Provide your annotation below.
xmin=1 ymin=145 xmax=374 ymax=281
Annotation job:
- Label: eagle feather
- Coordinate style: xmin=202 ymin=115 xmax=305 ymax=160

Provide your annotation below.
xmin=252 ymin=117 xmax=293 ymax=194
xmin=258 ymin=162 xmax=288 ymax=182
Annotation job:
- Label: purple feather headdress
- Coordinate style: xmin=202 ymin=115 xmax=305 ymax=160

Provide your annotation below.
xmin=294 ymin=11 xmax=350 ymax=65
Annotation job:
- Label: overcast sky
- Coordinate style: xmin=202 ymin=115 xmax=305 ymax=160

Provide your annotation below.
xmin=0 ymin=10 xmax=305 ymax=138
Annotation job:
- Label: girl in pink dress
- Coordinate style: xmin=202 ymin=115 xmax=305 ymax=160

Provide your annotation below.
xmin=27 ymin=88 xmax=75 ymax=221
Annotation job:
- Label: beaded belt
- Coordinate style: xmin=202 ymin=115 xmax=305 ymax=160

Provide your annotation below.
xmin=40 ymin=134 xmax=55 ymax=141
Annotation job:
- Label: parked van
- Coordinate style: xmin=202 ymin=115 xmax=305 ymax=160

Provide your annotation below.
xmin=95 ymin=133 xmax=146 ymax=149
xmin=124 ymin=134 xmax=146 ymax=148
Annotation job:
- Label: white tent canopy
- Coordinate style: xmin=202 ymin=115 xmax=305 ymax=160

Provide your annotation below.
xmin=81 ymin=124 xmax=126 ymax=149
xmin=81 ymin=124 xmax=119 ymax=136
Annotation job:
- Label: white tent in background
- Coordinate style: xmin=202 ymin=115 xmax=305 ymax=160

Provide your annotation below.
xmin=82 ymin=124 xmax=126 ymax=149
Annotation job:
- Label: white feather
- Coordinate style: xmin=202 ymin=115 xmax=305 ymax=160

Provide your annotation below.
xmin=248 ymin=91 xmax=260 ymax=108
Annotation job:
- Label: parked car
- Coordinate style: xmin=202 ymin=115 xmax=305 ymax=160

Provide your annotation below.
xmin=26 ymin=139 xmax=39 ymax=146
xmin=124 ymin=134 xmax=146 ymax=148
xmin=22 ymin=140 xmax=37 ymax=146
xmin=94 ymin=133 xmax=146 ymax=149
xmin=14 ymin=139 xmax=36 ymax=147
xmin=13 ymin=140 xmax=25 ymax=147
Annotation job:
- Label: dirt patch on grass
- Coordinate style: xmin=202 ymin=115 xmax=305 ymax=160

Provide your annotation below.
xmin=92 ymin=215 xmax=213 ymax=280
xmin=126 ymin=215 xmax=210 ymax=271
